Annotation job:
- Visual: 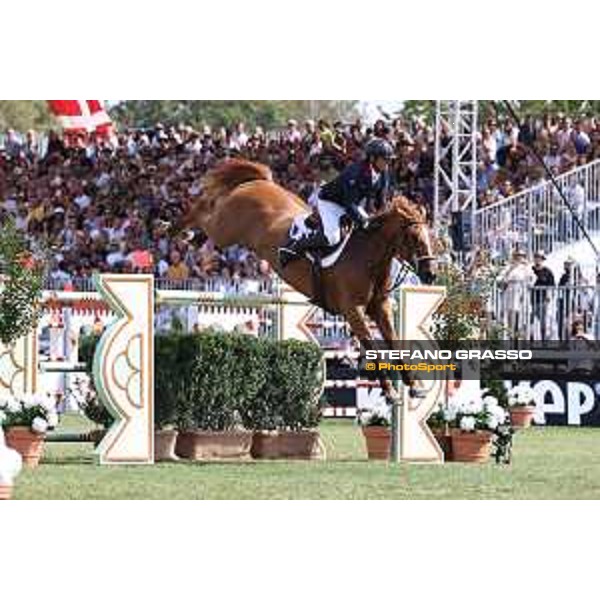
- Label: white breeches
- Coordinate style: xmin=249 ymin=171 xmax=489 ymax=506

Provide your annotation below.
xmin=316 ymin=198 xmax=346 ymax=245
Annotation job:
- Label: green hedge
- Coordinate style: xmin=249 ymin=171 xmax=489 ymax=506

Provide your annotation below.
xmin=79 ymin=332 xmax=324 ymax=432
xmin=246 ymin=339 xmax=324 ymax=431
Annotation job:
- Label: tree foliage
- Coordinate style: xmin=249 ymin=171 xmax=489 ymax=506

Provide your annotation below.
xmin=0 ymin=219 xmax=45 ymax=345
xmin=0 ymin=101 xmax=56 ymax=131
xmin=397 ymin=100 xmax=600 ymax=125
xmin=109 ymin=100 xmax=359 ymax=130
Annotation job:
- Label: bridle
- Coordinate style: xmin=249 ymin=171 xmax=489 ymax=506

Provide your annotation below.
xmin=369 ymin=215 xmax=437 ymax=290
xmin=389 ymin=219 xmax=436 ymax=267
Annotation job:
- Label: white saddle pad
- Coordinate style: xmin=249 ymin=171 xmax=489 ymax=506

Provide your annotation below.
xmin=287 ymin=212 xmax=353 ymax=269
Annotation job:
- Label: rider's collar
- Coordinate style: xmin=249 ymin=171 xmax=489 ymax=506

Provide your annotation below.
xmin=370 ymin=164 xmax=382 ymax=183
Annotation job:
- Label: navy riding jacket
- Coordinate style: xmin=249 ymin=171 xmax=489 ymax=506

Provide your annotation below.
xmin=319 ymin=160 xmax=391 ymax=212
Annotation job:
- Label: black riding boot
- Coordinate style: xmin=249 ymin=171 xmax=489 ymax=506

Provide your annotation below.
xmin=279 ymin=229 xmax=329 ymax=268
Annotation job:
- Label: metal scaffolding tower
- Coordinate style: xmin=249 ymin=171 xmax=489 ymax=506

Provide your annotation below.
xmin=433 ymin=101 xmax=478 ymax=240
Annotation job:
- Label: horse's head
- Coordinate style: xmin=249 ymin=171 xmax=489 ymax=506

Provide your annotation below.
xmin=383 ymin=197 xmax=437 ymax=284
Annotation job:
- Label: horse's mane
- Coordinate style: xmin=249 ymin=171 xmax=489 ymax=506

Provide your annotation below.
xmin=201 ymin=159 xmax=273 ymax=211
xmin=371 ymin=196 xmax=426 ymax=227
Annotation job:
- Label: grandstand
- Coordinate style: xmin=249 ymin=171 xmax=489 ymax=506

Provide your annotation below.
xmin=3 ymin=100 xmax=600 ymax=345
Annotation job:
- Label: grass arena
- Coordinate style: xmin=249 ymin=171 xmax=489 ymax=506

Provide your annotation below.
xmin=13 ymin=415 xmax=600 ymax=500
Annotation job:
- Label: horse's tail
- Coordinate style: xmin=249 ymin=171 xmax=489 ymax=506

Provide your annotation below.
xmin=183 ymin=159 xmax=273 ymax=228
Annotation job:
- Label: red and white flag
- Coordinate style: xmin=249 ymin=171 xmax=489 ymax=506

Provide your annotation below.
xmin=47 ymin=100 xmax=113 ymax=137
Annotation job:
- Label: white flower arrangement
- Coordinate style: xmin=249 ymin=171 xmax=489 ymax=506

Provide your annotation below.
xmin=31 ymin=417 xmax=49 ymax=434
xmin=357 ymin=405 xmax=391 ymax=427
xmin=0 ymin=393 xmax=59 ymax=434
xmin=460 ymin=416 xmax=476 ymax=431
xmin=436 ymin=388 xmax=509 ymax=433
xmin=508 ymin=384 xmax=536 ymax=408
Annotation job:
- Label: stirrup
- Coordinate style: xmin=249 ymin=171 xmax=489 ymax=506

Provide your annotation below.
xmin=279 ymin=246 xmax=301 ymax=268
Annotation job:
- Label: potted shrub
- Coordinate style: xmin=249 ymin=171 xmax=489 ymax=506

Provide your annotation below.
xmin=507 ymin=384 xmax=536 ymax=428
xmin=175 ymin=333 xmax=256 ymax=460
xmin=153 ymin=334 xmax=181 ymax=461
xmin=446 ymin=392 xmax=510 ymax=463
xmin=78 ymin=335 xmax=111 ymax=445
xmin=0 ymin=393 xmax=59 ymax=467
xmin=357 ymin=406 xmax=391 ymax=460
xmin=0 ymin=217 xmax=46 ymax=479
xmin=0 ymin=427 xmax=23 ymax=500
xmin=427 ymin=403 xmax=452 ymax=460
xmin=249 ymin=339 xmax=325 ymax=460
xmin=75 ymin=381 xmax=112 ymax=447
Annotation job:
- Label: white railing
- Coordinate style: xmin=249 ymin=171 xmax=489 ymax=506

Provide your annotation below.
xmin=485 ymin=282 xmax=600 ymax=341
xmin=474 ymin=159 xmax=600 ymax=261
xmin=39 ymin=280 xmax=355 ymax=347
xmin=43 ymin=276 xmax=276 ymax=295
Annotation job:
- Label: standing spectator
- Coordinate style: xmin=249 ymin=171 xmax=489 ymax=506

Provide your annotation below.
xmin=24 ymin=130 xmax=39 ymax=161
xmin=502 ymin=249 xmax=535 ymax=338
xmin=284 ymin=119 xmax=302 ymax=145
xmin=556 ymin=115 xmax=573 ymax=152
xmin=230 ymin=122 xmax=249 ymax=150
xmin=572 ymin=120 xmax=591 ymax=156
xmin=531 ymin=251 xmax=555 ymax=340
xmin=570 ymin=176 xmax=586 ymax=233
xmin=557 ymin=257 xmax=584 ymax=340
xmin=568 ymin=319 xmax=595 ymax=375
xmin=4 ymin=129 xmax=22 ymax=158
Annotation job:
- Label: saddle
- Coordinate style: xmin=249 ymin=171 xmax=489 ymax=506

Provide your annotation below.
xmin=284 ymin=210 xmax=354 ymax=269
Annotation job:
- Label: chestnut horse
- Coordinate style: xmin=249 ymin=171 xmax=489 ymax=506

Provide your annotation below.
xmin=184 ymin=159 xmax=436 ymax=401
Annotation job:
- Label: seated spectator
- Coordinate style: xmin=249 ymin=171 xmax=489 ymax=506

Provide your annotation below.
xmin=166 ymin=249 xmax=190 ymax=280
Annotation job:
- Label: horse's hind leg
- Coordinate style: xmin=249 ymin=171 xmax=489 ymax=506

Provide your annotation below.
xmin=367 ymin=297 xmax=426 ymax=399
xmin=343 ymin=306 xmax=399 ymax=403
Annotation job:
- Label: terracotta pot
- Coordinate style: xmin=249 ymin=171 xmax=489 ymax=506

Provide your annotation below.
xmin=431 ymin=427 xmax=453 ymax=461
xmin=362 ymin=426 xmax=391 ymax=460
xmin=510 ymin=406 xmax=535 ymax=429
xmin=5 ymin=427 xmax=45 ymax=468
xmin=0 ymin=484 xmax=13 ymax=500
xmin=176 ymin=430 xmax=253 ymax=460
xmin=450 ymin=429 xmax=493 ymax=463
xmin=251 ymin=430 xmax=324 ymax=460
xmin=154 ymin=429 xmax=179 ymax=461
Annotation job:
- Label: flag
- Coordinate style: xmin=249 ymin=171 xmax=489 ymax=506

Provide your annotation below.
xmin=47 ymin=100 xmax=113 ymax=137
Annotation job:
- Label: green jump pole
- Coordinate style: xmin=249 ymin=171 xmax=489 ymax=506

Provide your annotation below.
xmin=45 ymin=432 xmax=98 ymax=443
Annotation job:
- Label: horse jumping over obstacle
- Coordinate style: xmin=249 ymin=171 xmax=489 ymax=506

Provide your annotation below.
xmin=184 ymin=159 xmax=437 ymax=402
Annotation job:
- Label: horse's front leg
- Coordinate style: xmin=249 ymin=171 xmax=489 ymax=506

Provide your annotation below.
xmin=367 ymin=297 xmax=426 ymax=399
xmin=343 ymin=306 xmax=399 ymax=404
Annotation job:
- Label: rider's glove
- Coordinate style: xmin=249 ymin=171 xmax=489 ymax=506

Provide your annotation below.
xmin=348 ymin=205 xmax=370 ymax=230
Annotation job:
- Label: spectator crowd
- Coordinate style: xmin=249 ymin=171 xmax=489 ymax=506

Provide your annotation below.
xmin=3 ymin=110 xmax=600 ymax=293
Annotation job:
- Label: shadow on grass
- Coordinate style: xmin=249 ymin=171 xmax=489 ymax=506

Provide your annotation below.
xmin=40 ymin=456 xmax=95 ymax=466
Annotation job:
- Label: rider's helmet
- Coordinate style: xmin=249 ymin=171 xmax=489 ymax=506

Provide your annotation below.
xmin=365 ymin=138 xmax=395 ymax=162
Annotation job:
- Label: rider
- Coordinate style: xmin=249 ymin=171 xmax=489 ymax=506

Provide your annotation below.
xmin=279 ymin=137 xmax=395 ymax=266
